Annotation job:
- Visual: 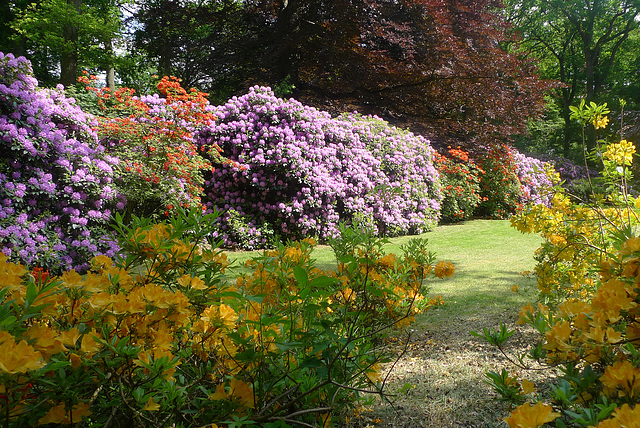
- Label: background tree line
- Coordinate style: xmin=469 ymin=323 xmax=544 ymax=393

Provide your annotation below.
xmin=1 ymin=0 xmax=639 ymax=157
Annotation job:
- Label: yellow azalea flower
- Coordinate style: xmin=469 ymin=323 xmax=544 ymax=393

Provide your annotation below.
xmin=604 ymin=139 xmax=636 ymax=165
xmin=177 ymin=274 xmax=207 ymax=290
xmin=58 ymin=327 xmax=81 ymax=349
xmin=591 ymin=279 xmax=636 ymax=320
xmin=605 ymin=327 xmax=623 ymax=344
xmin=517 ymin=303 xmax=536 ymax=325
xmin=621 ymin=237 xmax=640 ymax=255
xmin=341 ymin=287 xmax=356 ymax=302
xmin=582 ymin=326 xmax=605 ymax=343
xmin=544 ymin=321 xmax=572 ymax=351
xmin=80 ymin=330 xmax=102 ymax=355
xmin=38 ymin=404 xmax=67 ymax=425
xmin=90 ymin=255 xmax=114 ymax=270
xmin=434 ymin=261 xmax=455 ymax=278
xmin=605 ymin=403 xmax=640 ymax=427
xmin=142 ymin=397 xmax=161 ymax=411
xmin=209 ymin=383 xmax=228 ymax=400
xmin=377 ymin=253 xmax=397 ymax=269
xmin=511 ymin=285 xmax=520 ymax=293
xmin=38 ymin=402 xmax=91 ymax=425
xmin=593 ymin=115 xmax=609 ymax=130
xmin=25 ymin=323 xmax=66 ymax=358
xmin=219 ymin=304 xmax=238 ymax=329
xmin=521 ymin=379 xmax=535 ymax=394
xmin=557 ymin=299 xmax=590 ymax=318
xmin=0 ymin=257 xmax=27 ymax=294
xmin=69 ymin=352 xmax=82 ymax=369
xmin=504 ymin=402 xmax=560 ymax=428
xmin=82 ymin=272 xmax=110 ymax=293
xmin=0 ymin=338 xmax=45 ymax=374
xmin=601 ymin=360 xmax=640 ymax=398
xmin=229 ymin=379 xmax=255 ymax=409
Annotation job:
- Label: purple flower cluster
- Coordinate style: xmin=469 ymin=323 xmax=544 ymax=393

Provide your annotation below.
xmin=512 ymin=149 xmax=554 ymax=206
xmin=0 ymin=53 xmax=120 ymax=272
xmin=197 ymin=86 xmax=441 ymax=248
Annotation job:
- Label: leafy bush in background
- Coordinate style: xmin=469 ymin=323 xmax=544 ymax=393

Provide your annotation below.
xmin=433 ymin=147 xmax=483 ymax=222
xmin=472 ymin=144 xmax=525 ymax=219
xmin=0 ymin=53 xmax=120 ymax=273
xmin=0 ymin=209 xmax=452 ymax=427
xmin=197 ymin=86 xmax=442 ymax=249
xmin=537 ymin=153 xmax=602 ymax=202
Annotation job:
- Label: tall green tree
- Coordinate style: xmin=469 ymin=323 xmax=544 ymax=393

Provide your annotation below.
xmin=505 ymin=0 xmax=640 ymax=154
xmin=133 ymin=0 xmax=252 ymax=100
xmin=9 ymin=0 xmax=123 ymax=87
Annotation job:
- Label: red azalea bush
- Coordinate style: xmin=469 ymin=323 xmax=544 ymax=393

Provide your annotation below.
xmin=432 ymin=147 xmax=484 ymax=222
xmin=77 ymin=73 xmax=233 ymax=220
xmin=472 ymin=144 xmax=524 ymax=219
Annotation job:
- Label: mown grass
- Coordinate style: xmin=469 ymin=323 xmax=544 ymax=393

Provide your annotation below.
xmin=363 ymin=220 xmax=545 ymax=428
xmin=224 ymin=219 xmax=544 ymax=427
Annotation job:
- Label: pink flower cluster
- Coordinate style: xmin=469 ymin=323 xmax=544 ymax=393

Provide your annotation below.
xmin=197 ymin=86 xmax=442 ymax=248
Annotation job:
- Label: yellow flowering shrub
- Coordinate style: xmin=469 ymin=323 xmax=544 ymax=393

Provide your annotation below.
xmin=0 ymin=209 xmax=452 ymax=427
xmin=481 ymin=101 xmax=640 ymax=427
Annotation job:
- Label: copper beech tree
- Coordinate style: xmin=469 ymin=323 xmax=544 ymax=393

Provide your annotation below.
xmin=241 ymin=0 xmax=556 ymax=146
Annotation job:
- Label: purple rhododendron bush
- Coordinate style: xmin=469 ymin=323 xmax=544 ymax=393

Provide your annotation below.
xmin=512 ymin=149 xmax=554 ymax=207
xmin=0 ymin=53 xmax=120 ymax=273
xmin=197 ymin=86 xmax=442 ymax=249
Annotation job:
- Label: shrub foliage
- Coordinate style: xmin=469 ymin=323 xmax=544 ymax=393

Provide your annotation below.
xmin=0 ymin=209 xmax=452 ymax=427
xmin=478 ymin=101 xmax=640 ymax=428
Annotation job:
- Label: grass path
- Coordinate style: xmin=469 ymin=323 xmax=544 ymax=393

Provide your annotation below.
xmin=364 ymin=220 xmax=544 ymax=428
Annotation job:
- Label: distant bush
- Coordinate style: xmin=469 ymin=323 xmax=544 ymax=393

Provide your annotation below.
xmin=472 ymin=144 xmax=524 ymax=219
xmin=537 ymin=153 xmax=602 ymax=202
xmin=512 ymin=149 xmax=554 ymax=207
xmin=433 ymin=147 xmax=483 ymax=222
xmin=0 ymin=53 xmax=120 ymax=272
xmin=197 ymin=86 xmax=442 ymax=249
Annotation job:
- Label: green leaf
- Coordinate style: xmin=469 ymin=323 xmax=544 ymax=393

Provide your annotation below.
xmin=309 ymin=275 xmax=338 ymax=289
xmin=25 ymin=282 xmax=37 ymax=307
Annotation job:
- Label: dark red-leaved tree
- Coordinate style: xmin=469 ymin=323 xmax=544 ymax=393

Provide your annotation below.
xmin=243 ymin=0 xmax=556 ymax=146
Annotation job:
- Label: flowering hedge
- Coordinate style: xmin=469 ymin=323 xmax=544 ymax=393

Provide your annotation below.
xmin=197 ymin=86 xmax=442 ymax=248
xmin=0 ymin=53 xmax=120 ymax=273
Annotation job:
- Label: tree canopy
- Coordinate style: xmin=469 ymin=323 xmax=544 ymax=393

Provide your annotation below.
xmin=505 ymin=0 xmax=640 ymax=154
xmin=2 ymin=0 xmax=639 ymax=149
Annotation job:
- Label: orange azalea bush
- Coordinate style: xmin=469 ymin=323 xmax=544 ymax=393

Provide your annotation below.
xmin=0 ymin=209 xmax=452 ymax=427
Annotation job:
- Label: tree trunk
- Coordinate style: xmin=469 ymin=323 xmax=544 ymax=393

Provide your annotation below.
xmin=105 ymin=38 xmax=116 ymax=91
xmin=60 ymin=0 xmax=82 ymax=87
